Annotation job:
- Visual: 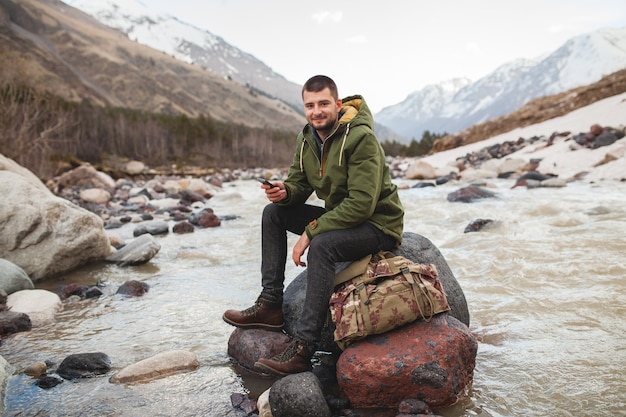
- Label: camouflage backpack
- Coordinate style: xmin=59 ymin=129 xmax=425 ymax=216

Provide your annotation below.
xmin=330 ymin=251 xmax=450 ymax=350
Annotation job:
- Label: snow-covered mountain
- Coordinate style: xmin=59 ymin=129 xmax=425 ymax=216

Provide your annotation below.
xmin=62 ymin=0 xmax=626 ymax=144
xmin=62 ymin=0 xmax=303 ymax=110
xmin=377 ymin=26 xmax=626 ymax=141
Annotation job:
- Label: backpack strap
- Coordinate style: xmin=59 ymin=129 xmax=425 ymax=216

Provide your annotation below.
xmin=334 ymin=254 xmax=372 ymax=286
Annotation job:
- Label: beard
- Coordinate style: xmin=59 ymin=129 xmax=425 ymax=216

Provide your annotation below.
xmin=308 ymin=115 xmax=337 ymax=137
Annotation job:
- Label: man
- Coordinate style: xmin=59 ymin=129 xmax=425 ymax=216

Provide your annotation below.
xmin=223 ymin=75 xmax=404 ymax=376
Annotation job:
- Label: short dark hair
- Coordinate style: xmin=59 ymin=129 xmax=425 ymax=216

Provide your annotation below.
xmin=302 ymin=75 xmax=338 ymax=100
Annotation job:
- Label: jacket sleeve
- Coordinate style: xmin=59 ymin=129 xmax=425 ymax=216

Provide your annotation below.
xmin=305 ymin=129 xmax=384 ymax=239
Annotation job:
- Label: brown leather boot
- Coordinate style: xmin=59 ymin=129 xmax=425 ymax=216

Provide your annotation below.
xmin=254 ymin=339 xmax=313 ymax=376
xmin=222 ymin=297 xmax=284 ymax=331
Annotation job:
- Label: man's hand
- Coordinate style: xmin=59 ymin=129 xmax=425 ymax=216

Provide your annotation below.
xmin=261 ymin=181 xmax=287 ymax=203
xmin=292 ymin=232 xmax=310 ymax=267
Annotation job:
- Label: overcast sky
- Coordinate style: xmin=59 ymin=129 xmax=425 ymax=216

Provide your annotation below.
xmin=144 ymin=0 xmax=626 ymax=113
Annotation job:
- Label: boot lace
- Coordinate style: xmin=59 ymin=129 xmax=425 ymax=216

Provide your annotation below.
xmin=240 ymin=300 xmax=260 ymax=316
xmin=271 ymin=340 xmax=302 ymax=363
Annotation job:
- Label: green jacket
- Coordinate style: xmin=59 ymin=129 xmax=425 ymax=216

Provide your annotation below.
xmin=279 ymin=95 xmax=404 ymax=245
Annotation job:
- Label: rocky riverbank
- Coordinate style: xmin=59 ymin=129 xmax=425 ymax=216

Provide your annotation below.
xmin=0 ymin=91 xmax=624 ymax=415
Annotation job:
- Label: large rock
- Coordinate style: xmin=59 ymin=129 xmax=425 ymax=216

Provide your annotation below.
xmin=336 ymin=314 xmax=477 ymax=409
xmin=0 ymin=170 xmax=113 ymax=281
xmin=0 ymin=258 xmax=34 ymax=295
xmin=269 ymin=372 xmax=331 ymax=417
xmin=283 ymin=232 xmax=470 ymax=352
xmin=109 ymin=350 xmax=199 ymax=384
xmin=0 ymin=153 xmax=48 ymax=192
xmin=227 ymin=328 xmax=292 ymax=372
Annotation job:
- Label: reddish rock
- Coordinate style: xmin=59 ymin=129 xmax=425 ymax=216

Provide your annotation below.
xmin=194 ymin=209 xmax=221 ymax=228
xmin=227 ymin=328 xmax=291 ymax=372
xmin=447 ymin=186 xmax=496 ymax=203
xmin=116 ymin=280 xmax=149 ymax=296
xmin=61 ymin=283 xmax=88 ymax=299
xmin=336 ymin=314 xmax=477 ymax=409
xmin=173 ymin=221 xmax=195 ymax=234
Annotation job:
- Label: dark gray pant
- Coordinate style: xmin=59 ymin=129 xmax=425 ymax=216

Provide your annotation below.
xmin=260 ymin=203 xmax=396 ymax=346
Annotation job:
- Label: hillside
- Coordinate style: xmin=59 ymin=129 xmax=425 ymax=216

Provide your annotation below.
xmin=431 ymin=68 xmax=626 ymax=153
xmin=0 ymin=0 xmax=305 ymax=131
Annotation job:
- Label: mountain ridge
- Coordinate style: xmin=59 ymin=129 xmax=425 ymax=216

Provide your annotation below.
xmin=0 ymin=0 xmax=305 ymax=131
xmin=377 ymin=26 xmax=626 ymax=141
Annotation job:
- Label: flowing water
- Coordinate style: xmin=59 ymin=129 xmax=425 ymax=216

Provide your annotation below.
xmin=1 ymin=178 xmax=625 ymax=417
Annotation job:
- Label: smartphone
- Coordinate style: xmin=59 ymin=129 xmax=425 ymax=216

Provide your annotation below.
xmin=256 ymin=177 xmax=274 ymax=187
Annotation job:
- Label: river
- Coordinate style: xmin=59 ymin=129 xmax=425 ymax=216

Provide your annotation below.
xmin=1 ymin=177 xmax=625 ymax=417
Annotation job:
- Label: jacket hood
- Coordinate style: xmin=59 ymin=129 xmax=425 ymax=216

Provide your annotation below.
xmin=337 ymin=94 xmax=374 ymax=131
xmin=301 ymin=94 xmax=374 ymax=137
xmin=298 ymin=95 xmax=374 ymax=170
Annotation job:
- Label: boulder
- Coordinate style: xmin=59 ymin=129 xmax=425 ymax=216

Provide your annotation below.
xmin=336 ymin=314 xmax=477 ymax=409
xmin=0 ymin=258 xmax=34 ymax=295
xmin=7 ymin=289 xmax=61 ymax=326
xmin=0 ymin=153 xmax=48 ymax=192
xmin=269 ymin=372 xmax=331 ymax=417
xmin=283 ymin=232 xmax=470 ymax=352
xmin=109 ymin=350 xmax=199 ymax=384
xmin=227 ymin=328 xmax=292 ymax=372
xmin=0 ymin=171 xmax=113 ymax=281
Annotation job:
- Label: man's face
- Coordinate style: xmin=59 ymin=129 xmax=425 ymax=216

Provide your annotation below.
xmin=303 ymin=88 xmax=342 ymax=136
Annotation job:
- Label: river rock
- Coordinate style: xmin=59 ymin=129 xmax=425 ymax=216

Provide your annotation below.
xmin=7 ymin=289 xmax=61 ymax=326
xmin=0 ymin=258 xmax=34 ymax=295
xmin=24 ymin=361 xmax=47 ymax=378
xmin=257 ymin=388 xmax=271 ymax=417
xmin=0 ymin=355 xmax=13 ymax=415
xmin=116 ymin=280 xmax=149 ymax=297
xmin=105 ymin=234 xmax=161 ymax=266
xmin=0 ymin=170 xmax=113 ymax=281
xmin=269 ymin=372 xmax=331 ymax=417
xmin=283 ymin=232 xmax=470 ymax=353
xmin=109 ymin=350 xmax=199 ymax=384
xmin=125 ymin=160 xmax=145 ymax=175
xmin=227 ymin=328 xmax=292 ymax=372
xmin=230 ymin=392 xmax=258 ymax=415
xmin=187 ymin=178 xmax=216 ymax=198
xmin=464 ymin=218 xmax=494 ymax=233
xmin=57 ymin=352 xmax=112 ymax=380
xmin=190 ymin=208 xmax=221 ymax=228
xmin=172 ymin=221 xmax=195 ymax=234
xmin=51 ymin=164 xmax=115 ymax=193
xmin=132 ymin=220 xmax=170 ymax=237
xmin=80 ymin=188 xmax=111 ymax=204
xmin=36 ymin=375 xmax=64 ymax=389
xmin=458 ymin=167 xmax=499 ymax=182
xmin=0 ymin=310 xmax=32 ymax=336
xmin=405 ymin=159 xmax=437 ymax=180
xmin=446 ymin=185 xmax=497 ymax=203
xmin=336 ymin=314 xmax=477 ymax=409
